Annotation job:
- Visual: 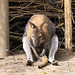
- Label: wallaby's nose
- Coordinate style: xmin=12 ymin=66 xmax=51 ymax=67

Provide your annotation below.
xmin=38 ymin=33 xmax=42 ymax=38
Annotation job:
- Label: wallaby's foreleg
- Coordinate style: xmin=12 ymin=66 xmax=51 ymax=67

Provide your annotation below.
xmin=48 ymin=34 xmax=58 ymax=65
xmin=22 ymin=36 xmax=33 ymax=65
xmin=40 ymin=49 xmax=45 ymax=57
xmin=30 ymin=45 xmax=39 ymax=58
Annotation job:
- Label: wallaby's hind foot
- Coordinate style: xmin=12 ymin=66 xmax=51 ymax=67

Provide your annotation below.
xmin=50 ymin=60 xmax=58 ymax=66
xmin=26 ymin=60 xmax=33 ymax=66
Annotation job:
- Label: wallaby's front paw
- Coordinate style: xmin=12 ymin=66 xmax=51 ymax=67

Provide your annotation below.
xmin=26 ymin=60 xmax=33 ymax=66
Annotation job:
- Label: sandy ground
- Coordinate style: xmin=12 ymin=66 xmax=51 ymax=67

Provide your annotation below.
xmin=0 ymin=49 xmax=75 ymax=75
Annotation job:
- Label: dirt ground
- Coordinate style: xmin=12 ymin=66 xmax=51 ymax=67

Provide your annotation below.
xmin=0 ymin=49 xmax=75 ymax=75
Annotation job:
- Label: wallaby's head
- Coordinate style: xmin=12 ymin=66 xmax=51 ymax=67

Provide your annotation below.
xmin=28 ymin=21 xmax=45 ymax=47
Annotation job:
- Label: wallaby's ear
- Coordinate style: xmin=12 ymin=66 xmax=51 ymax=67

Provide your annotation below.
xmin=28 ymin=21 xmax=36 ymax=29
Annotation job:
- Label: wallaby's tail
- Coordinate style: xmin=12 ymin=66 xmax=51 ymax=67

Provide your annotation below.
xmin=38 ymin=55 xmax=48 ymax=69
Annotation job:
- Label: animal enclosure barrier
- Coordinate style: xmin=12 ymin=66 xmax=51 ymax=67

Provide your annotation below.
xmin=0 ymin=0 xmax=9 ymax=58
xmin=0 ymin=0 xmax=74 ymax=57
xmin=64 ymin=0 xmax=72 ymax=50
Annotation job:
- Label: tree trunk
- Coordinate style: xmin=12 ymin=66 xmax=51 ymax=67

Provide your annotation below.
xmin=64 ymin=0 xmax=72 ymax=50
xmin=0 ymin=0 xmax=9 ymax=58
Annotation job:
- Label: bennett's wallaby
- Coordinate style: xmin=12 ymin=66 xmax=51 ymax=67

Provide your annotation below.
xmin=22 ymin=14 xmax=58 ymax=67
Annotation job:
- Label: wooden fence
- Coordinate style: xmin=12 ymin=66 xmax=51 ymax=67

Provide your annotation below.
xmin=0 ymin=0 xmax=75 ymax=57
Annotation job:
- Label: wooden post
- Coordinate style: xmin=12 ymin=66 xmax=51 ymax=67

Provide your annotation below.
xmin=0 ymin=0 xmax=9 ymax=58
xmin=64 ymin=0 xmax=72 ymax=50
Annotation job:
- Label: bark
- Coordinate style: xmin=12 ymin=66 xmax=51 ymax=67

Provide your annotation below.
xmin=0 ymin=0 xmax=9 ymax=58
xmin=64 ymin=0 xmax=72 ymax=50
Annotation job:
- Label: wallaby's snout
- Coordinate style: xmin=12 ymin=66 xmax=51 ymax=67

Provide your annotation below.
xmin=28 ymin=20 xmax=44 ymax=48
xmin=33 ymin=39 xmax=39 ymax=47
xmin=31 ymin=32 xmax=43 ymax=48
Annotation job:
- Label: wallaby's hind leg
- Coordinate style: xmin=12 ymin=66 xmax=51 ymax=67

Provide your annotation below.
xmin=22 ymin=36 xmax=33 ymax=65
xmin=48 ymin=34 xmax=58 ymax=65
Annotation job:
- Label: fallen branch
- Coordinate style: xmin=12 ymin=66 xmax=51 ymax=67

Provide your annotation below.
xmin=10 ymin=32 xmax=23 ymax=36
xmin=10 ymin=44 xmax=23 ymax=52
xmin=10 ymin=35 xmax=22 ymax=42
xmin=55 ymin=23 xmax=64 ymax=28
xmin=9 ymin=15 xmax=23 ymax=22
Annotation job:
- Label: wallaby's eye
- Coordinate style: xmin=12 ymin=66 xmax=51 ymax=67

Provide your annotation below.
xmin=28 ymin=21 xmax=36 ymax=29
xmin=31 ymin=24 xmax=36 ymax=29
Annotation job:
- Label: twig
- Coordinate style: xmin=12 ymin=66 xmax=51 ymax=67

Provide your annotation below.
xmin=59 ymin=37 xmax=65 ymax=48
xmin=72 ymin=12 xmax=75 ymax=24
xmin=44 ymin=3 xmax=63 ymax=12
xmin=18 ymin=0 xmax=34 ymax=11
xmin=10 ymin=44 xmax=23 ymax=52
xmin=18 ymin=0 xmax=22 ymax=7
xmin=10 ymin=35 xmax=22 ymax=41
xmin=61 ymin=0 xmax=63 ymax=8
xmin=9 ymin=15 xmax=23 ymax=22
xmin=10 ymin=32 xmax=23 ymax=36
xmin=55 ymin=23 xmax=64 ymax=28
xmin=62 ymin=27 xmax=65 ymax=32
xmin=16 ymin=25 xmax=24 ymax=31
xmin=10 ymin=21 xmax=19 ymax=30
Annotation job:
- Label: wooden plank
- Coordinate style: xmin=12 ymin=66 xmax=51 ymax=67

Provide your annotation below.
xmin=9 ymin=0 xmax=46 ymax=3
xmin=64 ymin=0 xmax=72 ymax=50
xmin=9 ymin=0 xmax=33 ymax=2
xmin=0 ymin=0 xmax=9 ymax=58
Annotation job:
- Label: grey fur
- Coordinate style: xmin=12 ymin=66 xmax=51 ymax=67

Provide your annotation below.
xmin=22 ymin=14 xmax=58 ymax=64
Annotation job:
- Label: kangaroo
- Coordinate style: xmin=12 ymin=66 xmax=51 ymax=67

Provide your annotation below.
xmin=22 ymin=14 xmax=58 ymax=67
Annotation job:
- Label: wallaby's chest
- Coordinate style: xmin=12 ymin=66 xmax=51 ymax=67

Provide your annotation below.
xmin=33 ymin=43 xmax=44 ymax=55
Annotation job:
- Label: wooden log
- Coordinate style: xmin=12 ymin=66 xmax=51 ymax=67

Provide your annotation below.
xmin=10 ymin=35 xmax=22 ymax=42
xmin=64 ymin=0 xmax=72 ymax=50
xmin=0 ymin=0 xmax=9 ymax=58
xmin=9 ymin=0 xmax=47 ymax=3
